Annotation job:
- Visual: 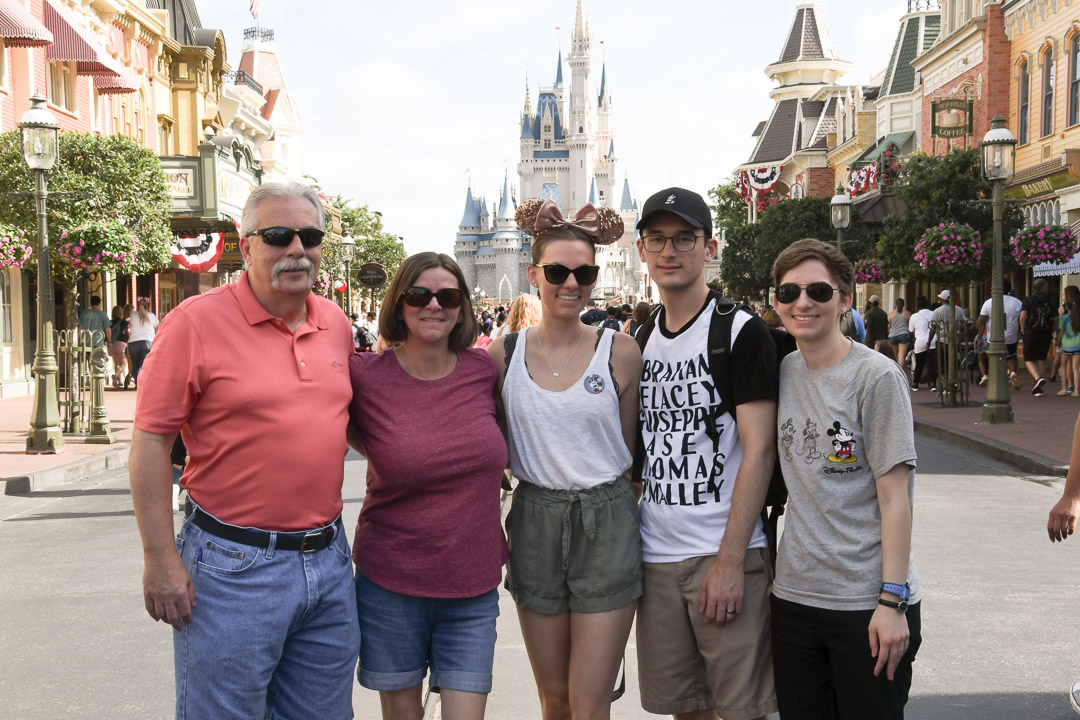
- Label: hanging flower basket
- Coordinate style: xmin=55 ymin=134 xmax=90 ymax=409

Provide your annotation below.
xmin=57 ymin=219 xmax=138 ymax=274
xmin=312 ymin=271 xmax=331 ymax=296
xmin=0 ymin=223 xmax=33 ymax=270
xmin=1010 ymin=224 xmax=1079 ymax=267
xmin=914 ymin=222 xmax=983 ymax=281
xmin=853 ymin=259 xmax=884 ymax=284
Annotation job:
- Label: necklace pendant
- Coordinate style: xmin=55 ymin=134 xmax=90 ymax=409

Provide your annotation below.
xmin=553 ymin=372 xmax=560 ymax=377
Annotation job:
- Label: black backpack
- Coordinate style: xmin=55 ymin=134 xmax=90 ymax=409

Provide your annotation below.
xmin=111 ymin=318 xmax=130 ymax=343
xmin=354 ymin=323 xmax=376 ymax=349
xmin=632 ymin=291 xmax=797 ymax=567
xmin=1030 ymin=296 xmax=1056 ymax=333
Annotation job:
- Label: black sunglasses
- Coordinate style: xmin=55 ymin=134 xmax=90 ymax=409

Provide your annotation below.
xmin=402 ymin=286 xmax=464 ymax=309
xmin=253 ymin=226 xmax=325 ymax=248
xmin=775 ymin=282 xmax=840 ymax=304
xmin=536 ymin=263 xmax=600 ymax=286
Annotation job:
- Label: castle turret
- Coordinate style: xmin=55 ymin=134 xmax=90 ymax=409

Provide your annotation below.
xmin=566 ymin=0 xmax=595 ymax=212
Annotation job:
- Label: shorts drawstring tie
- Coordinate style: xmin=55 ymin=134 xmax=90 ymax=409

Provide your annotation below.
xmin=561 ymin=491 xmax=598 ymax=570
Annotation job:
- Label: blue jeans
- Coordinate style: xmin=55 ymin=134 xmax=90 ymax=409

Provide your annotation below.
xmin=355 ymin=570 xmax=499 ymax=694
xmin=128 ymin=339 xmax=151 ymax=382
xmin=173 ymin=511 xmax=361 ymax=719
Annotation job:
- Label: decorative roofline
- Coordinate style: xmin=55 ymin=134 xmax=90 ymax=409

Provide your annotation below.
xmin=908 ymin=0 xmax=940 ymax=11
xmin=244 ymin=27 xmax=274 ymax=42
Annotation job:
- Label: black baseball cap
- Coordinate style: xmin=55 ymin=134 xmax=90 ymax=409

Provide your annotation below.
xmin=636 ymin=187 xmax=712 ymax=239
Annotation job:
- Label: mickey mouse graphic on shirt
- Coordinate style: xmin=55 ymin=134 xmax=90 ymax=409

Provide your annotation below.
xmin=826 ymin=421 xmax=858 ymax=464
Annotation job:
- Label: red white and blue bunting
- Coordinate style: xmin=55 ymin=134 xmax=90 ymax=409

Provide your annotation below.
xmin=847 ymin=161 xmax=880 ymax=198
xmin=736 ymin=165 xmax=783 ymax=204
xmin=172 ymin=231 xmax=225 ymax=273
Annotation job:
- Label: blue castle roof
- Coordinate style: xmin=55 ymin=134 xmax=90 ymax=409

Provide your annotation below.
xmin=521 ymin=113 xmax=532 ymax=139
xmin=588 ymin=178 xmax=597 ymax=204
xmin=608 ymin=139 xmax=615 ymax=158
xmin=620 ymin=179 xmax=634 ymax=211
xmin=459 ymin=187 xmax=481 ymax=228
xmin=534 ymin=92 xmax=564 ymax=141
xmin=555 ymin=49 xmax=563 ymax=88
xmin=496 ymin=174 xmax=515 ymax=221
xmin=598 ymin=63 xmax=607 ymax=106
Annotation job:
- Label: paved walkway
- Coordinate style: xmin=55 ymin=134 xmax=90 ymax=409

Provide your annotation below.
xmin=1 ymin=368 xmax=1076 ymax=494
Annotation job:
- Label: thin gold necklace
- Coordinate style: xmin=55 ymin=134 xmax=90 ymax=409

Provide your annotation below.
xmin=535 ymin=325 xmax=585 ymax=377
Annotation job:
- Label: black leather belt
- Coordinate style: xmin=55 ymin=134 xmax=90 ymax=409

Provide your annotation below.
xmin=190 ymin=507 xmax=342 ymax=552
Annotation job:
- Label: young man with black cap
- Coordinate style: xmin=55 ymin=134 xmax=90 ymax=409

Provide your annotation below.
xmin=633 ymin=187 xmax=778 ymax=720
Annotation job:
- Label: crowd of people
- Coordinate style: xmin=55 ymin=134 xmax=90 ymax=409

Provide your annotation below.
xmin=129 ymin=182 xmax=921 ymax=720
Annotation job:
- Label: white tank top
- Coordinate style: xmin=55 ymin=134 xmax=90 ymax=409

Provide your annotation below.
xmin=503 ymin=327 xmax=632 ymax=491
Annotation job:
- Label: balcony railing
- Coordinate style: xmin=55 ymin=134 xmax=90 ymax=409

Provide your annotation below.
xmin=244 ymin=27 xmax=274 ymax=42
xmin=908 ymin=0 xmax=940 ymax=11
xmin=223 ymin=70 xmax=264 ymax=96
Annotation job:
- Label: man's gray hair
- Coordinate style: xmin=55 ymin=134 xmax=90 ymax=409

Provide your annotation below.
xmin=240 ymin=181 xmax=326 ymax=238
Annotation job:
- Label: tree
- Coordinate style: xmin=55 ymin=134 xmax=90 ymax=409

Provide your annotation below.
xmin=332 ymin=194 xmax=406 ymax=302
xmin=708 ymin=180 xmax=749 ymax=238
xmin=0 ymin=130 xmax=173 ymax=324
xmin=718 ymin=196 xmax=874 ymax=301
xmin=877 ymin=148 xmax=1023 ymax=283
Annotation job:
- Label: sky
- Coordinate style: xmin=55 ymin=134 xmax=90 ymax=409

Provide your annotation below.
xmin=199 ymin=0 xmax=910 ymax=257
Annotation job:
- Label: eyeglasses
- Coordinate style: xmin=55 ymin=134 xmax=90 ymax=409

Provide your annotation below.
xmin=775 ymin=282 xmax=840 ymax=305
xmin=536 ymin=263 xmax=600 ymax=285
xmin=253 ymin=226 xmax=325 ymax=248
xmin=402 ymin=286 xmax=464 ymax=309
xmin=641 ymin=233 xmax=703 ymax=252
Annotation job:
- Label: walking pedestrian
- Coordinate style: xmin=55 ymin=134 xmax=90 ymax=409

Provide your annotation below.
xmin=1022 ymin=278 xmax=1059 ymax=393
xmin=1057 ymin=286 xmax=1080 ymax=397
xmin=487 ymin=199 xmax=641 ymax=720
xmin=633 ymin=187 xmax=779 ymax=720
xmin=864 ymin=295 xmax=890 ymax=348
xmin=888 ymin=298 xmax=911 ymax=379
xmin=129 ymin=181 xmax=360 ymax=719
xmin=77 ymin=294 xmax=111 ymax=347
xmin=771 ymin=238 xmax=921 ymax=719
xmin=976 ymin=278 xmax=1024 ymax=391
xmin=108 ymin=305 xmax=129 ymax=388
xmin=349 ymin=252 xmax=506 ymax=720
xmin=126 ymin=298 xmax=158 ymax=389
xmin=908 ymin=296 xmax=936 ymax=391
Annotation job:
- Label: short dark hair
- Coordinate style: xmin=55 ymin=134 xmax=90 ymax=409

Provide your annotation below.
xmin=1034 ymin=278 xmax=1049 ymax=293
xmin=349 ymin=313 xmax=359 ymax=321
xmin=772 ymin=238 xmax=854 ymax=295
xmin=90 ymin=295 xmax=102 ymax=306
xmin=378 ymin=252 xmax=478 ymax=351
xmin=607 ymin=305 xmax=618 ymax=316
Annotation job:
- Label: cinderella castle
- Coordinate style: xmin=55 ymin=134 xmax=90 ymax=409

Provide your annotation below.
xmin=454 ymin=0 xmax=642 ymax=305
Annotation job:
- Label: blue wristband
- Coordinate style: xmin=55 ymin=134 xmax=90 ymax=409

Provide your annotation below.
xmin=881 ymin=582 xmax=910 ymax=600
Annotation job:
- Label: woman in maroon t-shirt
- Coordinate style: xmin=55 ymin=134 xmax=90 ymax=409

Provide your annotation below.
xmin=347 ymin=252 xmax=508 ymax=720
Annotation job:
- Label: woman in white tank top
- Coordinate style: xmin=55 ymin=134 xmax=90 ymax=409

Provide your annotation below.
xmin=487 ymin=199 xmax=642 ymax=720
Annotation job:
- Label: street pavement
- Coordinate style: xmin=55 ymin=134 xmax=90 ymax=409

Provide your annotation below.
xmin=3 ymin=437 xmax=1080 ymax=718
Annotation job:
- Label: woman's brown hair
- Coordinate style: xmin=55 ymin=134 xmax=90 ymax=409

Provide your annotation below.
xmin=772 ymin=238 xmax=854 ymax=294
xmin=378 ymin=252 xmax=478 ymax=351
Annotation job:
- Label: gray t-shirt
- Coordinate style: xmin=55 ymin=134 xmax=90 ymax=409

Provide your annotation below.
xmin=774 ymin=341 xmax=920 ymax=611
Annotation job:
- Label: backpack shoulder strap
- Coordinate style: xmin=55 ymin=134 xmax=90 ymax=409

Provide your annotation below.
xmin=707 ymin=291 xmax=742 ymax=420
xmin=503 ymin=331 xmax=520 ymax=368
xmin=632 ymin=303 xmax=664 ymax=484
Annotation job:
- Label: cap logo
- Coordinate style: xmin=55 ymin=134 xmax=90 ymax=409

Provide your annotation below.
xmin=665 ymin=194 xmax=676 ymax=205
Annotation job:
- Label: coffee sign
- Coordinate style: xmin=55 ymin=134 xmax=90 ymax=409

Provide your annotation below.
xmin=931 ymin=98 xmax=973 ymax=139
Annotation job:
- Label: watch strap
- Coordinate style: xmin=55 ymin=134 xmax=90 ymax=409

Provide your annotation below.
xmin=881 ymin=582 xmax=910 ymax=600
xmin=878 ymin=598 xmax=908 ymax=613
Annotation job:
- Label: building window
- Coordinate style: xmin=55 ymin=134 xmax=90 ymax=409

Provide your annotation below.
xmin=49 ymin=61 xmax=76 ymax=112
xmin=1 ymin=270 xmax=11 ymax=343
xmin=1071 ymin=36 xmax=1080 ymax=127
xmin=543 ymin=139 xmax=551 ymax=150
xmin=1044 ymin=50 xmax=1056 ymax=137
xmin=0 ymin=39 xmax=7 ymax=89
xmin=159 ymin=124 xmax=169 ymax=154
xmin=1019 ymin=59 xmax=1030 ymax=144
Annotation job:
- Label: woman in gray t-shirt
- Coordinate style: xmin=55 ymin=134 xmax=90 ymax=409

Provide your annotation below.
xmin=769 ymin=238 xmax=921 ymax=719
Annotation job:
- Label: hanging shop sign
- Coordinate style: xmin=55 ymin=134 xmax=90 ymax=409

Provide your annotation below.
xmin=931 ymin=98 xmax=974 ymax=138
xmin=356 ymin=263 xmax=388 ymax=289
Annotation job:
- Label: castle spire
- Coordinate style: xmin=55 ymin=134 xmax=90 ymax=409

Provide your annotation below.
xmin=574 ymin=0 xmax=586 ymax=40
xmin=496 ymin=173 xmax=515 ymax=222
xmin=555 ymin=49 xmax=563 ymax=88
xmin=523 ymin=73 xmax=531 ymax=116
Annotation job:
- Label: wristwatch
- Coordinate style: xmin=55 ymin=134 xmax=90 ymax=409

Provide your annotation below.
xmin=878 ymin=597 xmax=908 ymax=613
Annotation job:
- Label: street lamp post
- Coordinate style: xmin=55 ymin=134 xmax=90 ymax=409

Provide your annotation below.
xmin=341 ymin=236 xmax=356 ymax=313
xmin=21 ymin=92 xmax=64 ymax=453
xmin=830 ymin=182 xmax=851 ymax=251
xmin=473 ymin=284 xmax=486 ymax=308
xmin=980 ymin=113 xmax=1017 ymax=424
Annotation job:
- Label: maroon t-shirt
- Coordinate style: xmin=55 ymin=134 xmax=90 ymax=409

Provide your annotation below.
xmin=348 ymin=348 xmax=508 ymax=598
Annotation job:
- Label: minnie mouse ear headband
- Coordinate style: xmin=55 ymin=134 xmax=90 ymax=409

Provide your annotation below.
xmin=515 ymin=198 xmax=624 ymax=246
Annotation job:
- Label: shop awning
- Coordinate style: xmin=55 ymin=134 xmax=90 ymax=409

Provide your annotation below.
xmin=42 ymin=0 xmax=133 ymax=84
xmin=0 ymin=0 xmax=52 ymax=47
xmin=93 ymin=72 xmax=138 ymax=94
xmin=854 ymin=131 xmax=916 ymax=165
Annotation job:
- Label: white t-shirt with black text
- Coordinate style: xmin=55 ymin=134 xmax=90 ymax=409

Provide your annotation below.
xmin=638 ymin=298 xmax=776 ymax=563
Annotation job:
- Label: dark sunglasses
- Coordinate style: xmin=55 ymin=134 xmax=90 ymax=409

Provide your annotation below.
xmin=402 ymin=286 xmax=464 ymax=309
xmin=775 ymin=282 xmax=840 ymax=304
xmin=536 ymin=263 xmax=600 ymax=285
xmin=253 ymin=226 xmax=325 ymax=248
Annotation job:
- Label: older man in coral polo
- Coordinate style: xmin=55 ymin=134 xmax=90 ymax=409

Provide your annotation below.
xmin=129 ymin=181 xmax=360 ymax=719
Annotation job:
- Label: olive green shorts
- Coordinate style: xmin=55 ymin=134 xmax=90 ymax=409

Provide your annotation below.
xmin=504 ymin=477 xmax=643 ymax=615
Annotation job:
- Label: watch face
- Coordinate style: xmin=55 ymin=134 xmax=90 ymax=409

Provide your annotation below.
xmin=897 ymin=600 xmax=909 ymax=613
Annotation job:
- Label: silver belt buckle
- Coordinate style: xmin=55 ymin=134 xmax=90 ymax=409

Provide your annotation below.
xmin=300 ymin=526 xmax=332 ymax=553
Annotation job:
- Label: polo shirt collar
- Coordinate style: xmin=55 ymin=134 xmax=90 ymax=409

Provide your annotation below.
xmin=235 ymin=271 xmax=329 ymax=330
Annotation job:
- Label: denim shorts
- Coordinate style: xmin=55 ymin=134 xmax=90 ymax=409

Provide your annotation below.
xmin=888 ymin=333 xmax=910 ymax=346
xmin=355 ymin=570 xmax=499 ymax=694
xmin=504 ymin=477 xmax=643 ymax=614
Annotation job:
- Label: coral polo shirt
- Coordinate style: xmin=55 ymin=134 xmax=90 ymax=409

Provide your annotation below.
xmin=135 ymin=272 xmax=353 ymax=531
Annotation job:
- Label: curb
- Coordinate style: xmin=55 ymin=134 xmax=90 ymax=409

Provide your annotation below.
xmin=2 ymin=443 xmax=131 ymax=495
xmin=914 ymin=419 xmax=1069 ymax=477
